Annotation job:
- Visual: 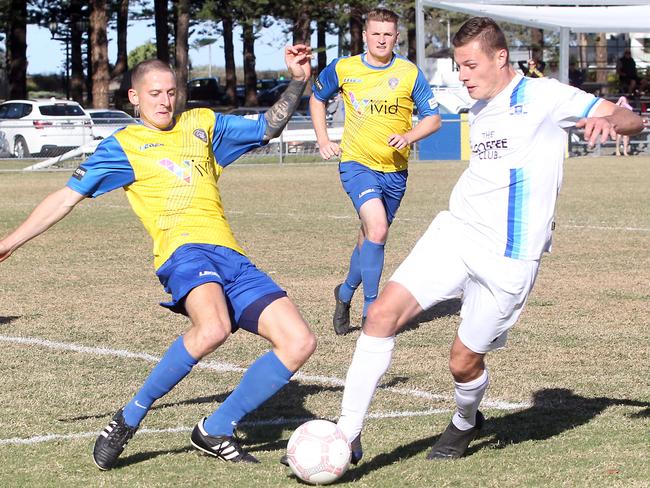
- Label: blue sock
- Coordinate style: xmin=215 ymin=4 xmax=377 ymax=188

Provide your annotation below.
xmin=339 ymin=246 xmax=361 ymax=304
xmin=203 ymin=351 xmax=293 ymax=436
xmin=122 ymin=336 xmax=198 ymax=428
xmin=360 ymin=239 xmax=385 ymax=318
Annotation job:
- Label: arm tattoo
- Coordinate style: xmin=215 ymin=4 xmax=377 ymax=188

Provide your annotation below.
xmin=263 ymin=79 xmax=307 ymax=142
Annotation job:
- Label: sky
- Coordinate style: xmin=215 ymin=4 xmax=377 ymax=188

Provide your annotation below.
xmin=27 ymin=18 xmax=340 ymax=75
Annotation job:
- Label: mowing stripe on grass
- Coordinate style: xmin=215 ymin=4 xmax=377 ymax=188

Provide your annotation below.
xmin=0 ymin=334 xmax=530 ymax=412
xmin=0 ymin=409 xmax=460 ymax=447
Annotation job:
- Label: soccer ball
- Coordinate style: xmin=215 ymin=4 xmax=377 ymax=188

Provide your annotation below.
xmin=286 ymin=419 xmax=351 ymax=485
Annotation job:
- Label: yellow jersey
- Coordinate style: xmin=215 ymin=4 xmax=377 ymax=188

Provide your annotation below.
xmin=67 ymin=108 xmax=266 ymax=269
xmin=313 ymin=53 xmax=438 ymax=172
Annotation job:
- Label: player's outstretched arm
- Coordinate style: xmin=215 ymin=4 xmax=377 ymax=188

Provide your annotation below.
xmin=263 ymin=44 xmax=312 ymax=142
xmin=310 ymin=94 xmax=340 ymax=160
xmin=576 ymin=100 xmax=644 ymax=147
xmin=0 ymin=187 xmax=85 ymax=262
xmin=387 ymin=114 xmax=442 ymax=150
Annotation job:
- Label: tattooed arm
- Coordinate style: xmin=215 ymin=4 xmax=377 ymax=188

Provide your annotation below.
xmin=263 ymin=44 xmax=312 ymax=142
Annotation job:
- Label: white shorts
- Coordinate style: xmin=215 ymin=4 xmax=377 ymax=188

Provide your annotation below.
xmin=390 ymin=211 xmax=540 ymax=353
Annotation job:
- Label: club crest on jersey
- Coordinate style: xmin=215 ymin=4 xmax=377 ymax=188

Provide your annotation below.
xmin=510 ymin=104 xmax=527 ymax=116
xmin=388 ymin=77 xmax=399 ymax=90
xmin=193 ymin=128 xmax=208 ymax=143
xmin=159 ymin=158 xmax=191 ymax=184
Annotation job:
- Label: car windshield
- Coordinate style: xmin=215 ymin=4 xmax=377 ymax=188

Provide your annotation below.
xmin=39 ymin=104 xmax=85 ymax=116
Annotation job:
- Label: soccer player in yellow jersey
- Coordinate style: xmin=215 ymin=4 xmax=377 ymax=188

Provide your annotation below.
xmin=0 ymin=45 xmax=313 ymax=469
xmin=310 ymin=8 xmax=442 ymax=335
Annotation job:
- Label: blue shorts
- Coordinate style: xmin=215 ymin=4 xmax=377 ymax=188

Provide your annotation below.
xmin=156 ymin=244 xmax=286 ymax=334
xmin=339 ymin=161 xmax=408 ymax=224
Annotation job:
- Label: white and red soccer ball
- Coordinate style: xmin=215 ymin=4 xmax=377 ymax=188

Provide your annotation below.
xmin=286 ymin=419 xmax=351 ymax=485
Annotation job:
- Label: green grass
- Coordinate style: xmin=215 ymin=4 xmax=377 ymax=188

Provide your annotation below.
xmin=0 ymin=156 xmax=649 ymax=487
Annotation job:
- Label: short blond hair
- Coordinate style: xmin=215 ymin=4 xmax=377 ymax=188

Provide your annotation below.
xmin=365 ymin=8 xmax=399 ymax=28
xmin=130 ymin=59 xmax=175 ymax=88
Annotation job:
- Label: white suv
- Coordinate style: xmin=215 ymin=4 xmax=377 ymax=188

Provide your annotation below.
xmin=0 ymin=99 xmax=94 ymax=158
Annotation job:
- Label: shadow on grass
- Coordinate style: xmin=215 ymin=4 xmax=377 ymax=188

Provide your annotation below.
xmin=341 ymin=298 xmax=462 ymax=336
xmin=342 ymin=387 xmax=650 ymax=482
xmin=0 ymin=316 xmax=20 ymax=325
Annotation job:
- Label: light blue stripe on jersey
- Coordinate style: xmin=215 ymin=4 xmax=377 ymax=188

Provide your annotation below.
xmin=505 ymin=168 xmax=529 ymax=259
xmin=581 ymin=97 xmax=600 ymax=118
xmin=510 ymin=77 xmax=528 ymax=107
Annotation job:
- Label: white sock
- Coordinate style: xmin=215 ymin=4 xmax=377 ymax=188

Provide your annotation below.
xmin=452 ymin=369 xmax=489 ymax=431
xmin=337 ymin=332 xmax=395 ymax=442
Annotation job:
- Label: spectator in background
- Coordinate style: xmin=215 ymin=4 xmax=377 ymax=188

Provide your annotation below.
xmin=615 ymin=96 xmax=634 ymax=156
xmin=617 ymin=49 xmax=639 ymax=94
xmin=518 ymin=58 xmax=545 ymax=78
xmin=569 ymin=61 xmax=585 ymax=89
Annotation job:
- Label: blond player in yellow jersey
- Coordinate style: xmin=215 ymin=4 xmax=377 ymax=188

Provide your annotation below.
xmin=310 ymin=8 xmax=441 ymax=336
xmin=0 ymin=45 xmax=314 ymax=469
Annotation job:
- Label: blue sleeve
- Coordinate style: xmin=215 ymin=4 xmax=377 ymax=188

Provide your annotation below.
xmin=412 ymin=69 xmax=439 ymax=119
xmin=66 ymin=137 xmax=135 ymax=197
xmin=312 ymin=59 xmax=341 ymax=102
xmin=212 ymin=112 xmax=267 ymax=167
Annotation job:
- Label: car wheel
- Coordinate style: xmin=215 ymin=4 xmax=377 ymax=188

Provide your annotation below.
xmin=13 ymin=136 xmax=30 ymax=158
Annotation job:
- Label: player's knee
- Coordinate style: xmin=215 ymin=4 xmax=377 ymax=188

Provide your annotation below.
xmin=364 ymin=301 xmax=397 ymax=335
xmin=279 ymin=327 xmax=316 ymax=368
xmin=365 ymin=225 xmax=389 ymax=244
xmin=196 ymin=324 xmax=231 ymax=355
xmin=448 ymin=355 xmax=483 ymax=383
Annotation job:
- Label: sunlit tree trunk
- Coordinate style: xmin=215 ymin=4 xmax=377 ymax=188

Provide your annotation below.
xmin=7 ymin=0 xmax=27 ymax=99
xmin=90 ymin=0 xmax=110 ymax=108
xmin=155 ymin=0 xmax=170 ymax=63
xmin=349 ymin=6 xmax=363 ymax=55
xmin=242 ymin=21 xmax=258 ymax=107
xmin=595 ymin=33 xmax=608 ymax=86
xmin=174 ymin=0 xmax=190 ymax=112
xmin=112 ymin=0 xmax=129 ymax=78
xmin=223 ymin=16 xmax=237 ymax=106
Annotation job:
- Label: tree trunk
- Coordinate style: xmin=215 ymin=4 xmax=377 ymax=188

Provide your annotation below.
xmin=174 ymin=0 xmax=190 ymax=113
xmin=86 ymin=26 xmax=93 ymax=105
xmin=90 ymin=0 xmax=110 ymax=108
xmin=292 ymin=4 xmax=311 ymax=45
xmin=531 ymin=28 xmax=544 ymax=62
xmin=406 ymin=7 xmax=416 ymax=63
xmin=242 ymin=21 xmax=258 ymax=107
xmin=349 ymin=7 xmax=363 ymax=56
xmin=223 ymin=16 xmax=237 ymax=106
xmin=70 ymin=0 xmax=85 ymax=103
xmin=579 ymin=32 xmax=589 ymax=69
xmin=595 ymin=33 xmax=608 ymax=87
xmin=154 ymin=0 xmax=170 ymax=63
xmin=112 ymin=0 xmax=129 ymax=78
xmin=317 ymin=19 xmax=327 ymax=74
xmin=7 ymin=0 xmax=27 ymax=100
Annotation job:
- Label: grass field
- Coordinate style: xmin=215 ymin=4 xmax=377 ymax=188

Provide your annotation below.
xmin=0 ymin=156 xmax=649 ymax=487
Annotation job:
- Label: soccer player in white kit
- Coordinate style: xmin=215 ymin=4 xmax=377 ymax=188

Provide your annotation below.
xmin=334 ymin=17 xmax=644 ymax=463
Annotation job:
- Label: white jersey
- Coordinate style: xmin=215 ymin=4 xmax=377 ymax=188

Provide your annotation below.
xmin=449 ymin=74 xmax=602 ymax=261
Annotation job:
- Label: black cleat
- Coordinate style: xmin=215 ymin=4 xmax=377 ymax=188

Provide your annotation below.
xmin=93 ymin=408 xmax=138 ymax=471
xmin=427 ymin=411 xmax=484 ymax=460
xmin=191 ymin=418 xmax=259 ymax=463
xmin=349 ymin=433 xmax=363 ymax=465
xmin=280 ymin=433 xmax=362 ymax=466
xmin=333 ymin=284 xmax=352 ymax=335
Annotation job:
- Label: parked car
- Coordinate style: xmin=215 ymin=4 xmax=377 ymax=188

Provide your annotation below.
xmin=0 ymin=98 xmax=94 ymax=157
xmin=187 ymin=77 xmax=226 ymax=107
xmin=86 ymin=108 xmax=137 ymax=139
xmin=257 ymin=81 xmax=291 ymax=106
